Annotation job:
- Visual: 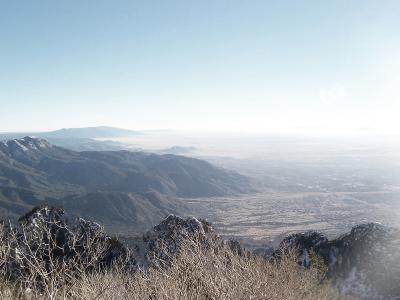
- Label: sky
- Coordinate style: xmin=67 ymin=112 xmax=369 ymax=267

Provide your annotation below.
xmin=0 ymin=0 xmax=399 ymax=133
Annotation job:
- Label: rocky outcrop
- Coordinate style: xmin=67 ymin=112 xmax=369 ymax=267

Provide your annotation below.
xmin=275 ymin=223 xmax=400 ymax=299
xmin=138 ymin=215 xmax=220 ymax=267
xmin=3 ymin=206 xmax=399 ymax=299
xmin=3 ymin=208 xmax=242 ymax=276
xmin=3 ymin=205 xmax=130 ymax=282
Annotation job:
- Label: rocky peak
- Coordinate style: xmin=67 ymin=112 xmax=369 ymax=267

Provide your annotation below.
xmin=21 ymin=136 xmax=51 ymax=149
xmin=139 ymin=215 xmax=218 ymax=267
xmin=0 ymin=137 xmax=52 ymax=162
xmin=9 ymin=206 xmax=130 ymax=276
xmin=152 ymin=214 xmax=213 ymax=238
xmin=0 ymin=136 xmax=51 ymax=153
xmin=279 ymin=231 xmax=328 ymax=255
xmin=274 ymin=223 xmax=400 ymax=299
xmin=18 ymin=205 xmax=66 ymax=231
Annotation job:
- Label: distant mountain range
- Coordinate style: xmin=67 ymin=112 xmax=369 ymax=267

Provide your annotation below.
xmin=0 ymin=136 xmax=251 ymax=233
xmin=0 ymin=126 xmax=140 ymax=140
xmin=41 ymin=126 xmax=140 ymax=139
xmin=0 ymin=126 xmax=202 ymax=154
xmin=0 ymin=126 xmax=139 ymax=151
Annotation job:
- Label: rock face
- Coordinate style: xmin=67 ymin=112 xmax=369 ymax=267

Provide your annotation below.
xmin=138 ymin=214 xmax=251 ymax=267
xmin=2 ymin=208 xmax=232 ymax=276
xmin=139 ymin=214 xmax=220 ymax=267
xmin=275 ymin=223 xmax=400 ymax=299
xmin=4 ymin=205 xmax=129 ymax=281
xmin=0 ymin=136 xmax=51 ymax=154
xmin=3 ymin=206 xmax=399 ymax=299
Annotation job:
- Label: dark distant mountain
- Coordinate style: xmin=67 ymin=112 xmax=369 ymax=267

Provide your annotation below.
xmin=0 ymin=186 xmax=187 ymax=234
xmin=45 ymin=137 xmax=129 ymax=152
xmin=41 ymin=126 xmax=140 ymax=139
xmin=0 ymin=187 xmax=44 ymax=220
xmin=0 ymin=136 xmax=250 ymax=197
xmin=0 ymin=137 xmax=83 ymax=198
xmin=0 ymin=126 xmax=140 ymax=140
xmin=48 ymin=191 xmax=187 ymax=234
xmin=0 ymin=136 xmax=252 ymax=232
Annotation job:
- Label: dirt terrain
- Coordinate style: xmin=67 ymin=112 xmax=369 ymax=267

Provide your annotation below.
xmin=186 ymin=190 xmax=400 ymax=247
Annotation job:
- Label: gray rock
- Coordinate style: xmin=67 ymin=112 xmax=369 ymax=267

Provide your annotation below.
xmin=274 ymin=223 xmax=400 ymax=299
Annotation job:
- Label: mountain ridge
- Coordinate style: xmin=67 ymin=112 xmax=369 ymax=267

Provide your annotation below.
xmin=0 ymin=136 xmax=252 ymax=232
xmin=42 ymin=126 xmax=140 ymax=139
xmin=0 ymin=126 xmax=139 ymax=151
xmin=0 ymin=126 xmax=140 ymax=140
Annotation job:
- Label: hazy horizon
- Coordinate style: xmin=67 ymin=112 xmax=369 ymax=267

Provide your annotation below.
xmin=1 ymin=125 xmax=400 ymax=138
xmin=1 ymin=1 xmax=400 ymax=134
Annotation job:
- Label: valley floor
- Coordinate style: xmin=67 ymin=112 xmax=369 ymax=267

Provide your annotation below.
xmin=186 ymin=190 xmax=400 ymax=247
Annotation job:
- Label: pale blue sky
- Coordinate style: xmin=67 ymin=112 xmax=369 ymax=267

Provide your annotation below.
xmin=0 ymin=1 xmax=399 ymax=133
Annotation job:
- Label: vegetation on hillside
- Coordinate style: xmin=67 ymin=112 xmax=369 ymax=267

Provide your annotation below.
xmin=0 ymin=206 xmax=341 ymax=300
xmin=0 ymin=239 xmax=340 ymax=300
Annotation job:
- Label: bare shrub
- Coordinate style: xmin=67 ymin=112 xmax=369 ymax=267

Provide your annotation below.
xmin=0 ymin=208 xmax=130 ymax=299
xmin=66 ymin=239 xmax=341 ymax=300
xmin=0 ymin=209 xmax=342 ymax=299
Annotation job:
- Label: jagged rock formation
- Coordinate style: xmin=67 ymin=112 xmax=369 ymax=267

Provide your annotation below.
xmin=1 ymin=207 xmax=229 ymax=277
xmin=2 ymin=206 xmax=130 ymax=283
xmin=136 ymin=214 xmax=251 ymax=268
xmin=1 ymin=207 xmax=241 ymax=278
xmin=275 ymin=223 xmax=400 ymax=299
xmin=135 ymin=215 xmax=220 ymax=267
xmin=0 ymin=136 xmax=51 ymax=155
xmin=2 ymin=206 xmax=398 ymax=299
